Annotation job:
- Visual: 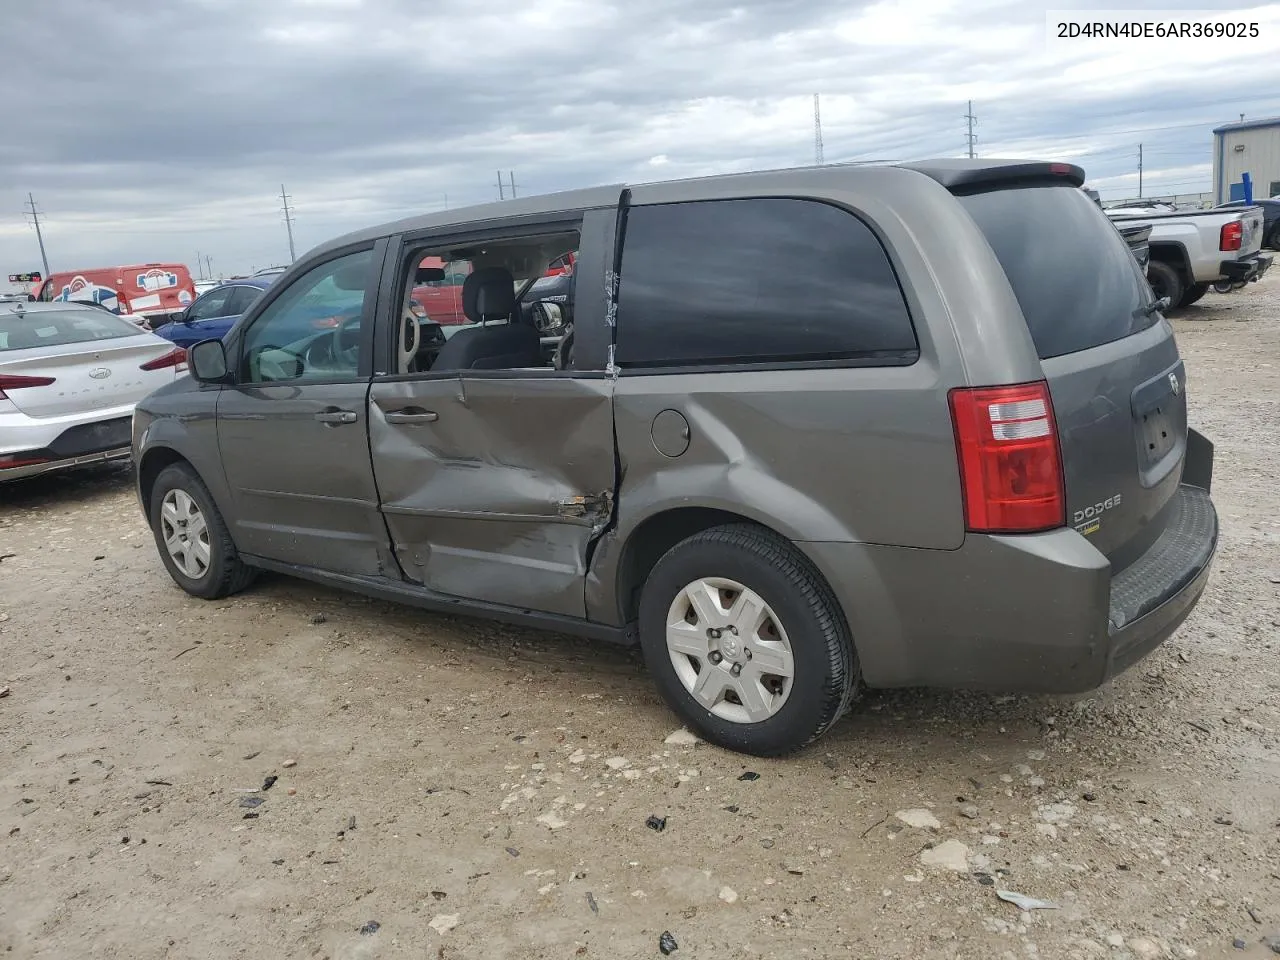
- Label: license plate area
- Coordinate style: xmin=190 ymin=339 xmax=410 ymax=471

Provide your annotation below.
xmin=48 ymin=417 xmax=132 ymax=457
xmin=1139 ymin=403 xmax=1176 ymax=464
xmin=1131 ymin=361 xmax=1187 ymax=481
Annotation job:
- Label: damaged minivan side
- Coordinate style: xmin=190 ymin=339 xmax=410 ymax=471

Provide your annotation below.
xmin=133 ymin=161 xmax=1218 ymax=757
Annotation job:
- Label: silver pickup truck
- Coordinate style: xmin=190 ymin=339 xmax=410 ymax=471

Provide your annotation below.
xmin=1107 ymin=204 xmax=1273 ymax=308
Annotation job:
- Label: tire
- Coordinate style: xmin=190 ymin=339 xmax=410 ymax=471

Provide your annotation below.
xmin=1179 ymin=282 xmax=1210 ymax=307
xmin=149 ymin=463 xmax=256 ymax=599
xmin=638 ymin=523 xmax=860 ymax=756
xmin=1146 ymin=260 xmax=1183 ymax=308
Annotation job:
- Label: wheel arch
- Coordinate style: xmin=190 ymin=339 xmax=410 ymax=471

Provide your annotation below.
xmin=137 ymin=446 xmax=194 ymax=514
xmin=1146 ymin=241 xmax=1192 ymax=284
xmin=611 ymin=506 xmax=810 ymax=626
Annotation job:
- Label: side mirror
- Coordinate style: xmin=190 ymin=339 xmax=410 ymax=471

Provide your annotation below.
xmin=189 ymin=339 xmax=229 ymax=383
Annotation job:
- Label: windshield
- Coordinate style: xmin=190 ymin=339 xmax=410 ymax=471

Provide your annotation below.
xmin=958 ymin=185 xmax=1157 ymax=360
xmin=0 ymin=308 xmax=143 ymax=352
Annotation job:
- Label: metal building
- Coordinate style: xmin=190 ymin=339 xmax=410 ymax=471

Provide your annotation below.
xmin=1213 ymin=116 xmax=1280 ymax=204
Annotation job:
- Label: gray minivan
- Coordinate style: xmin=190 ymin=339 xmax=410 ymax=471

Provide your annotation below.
xmin=132 ymin=159 xmax=1218 ymax=756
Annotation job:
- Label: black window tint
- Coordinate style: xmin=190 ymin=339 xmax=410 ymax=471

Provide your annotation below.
xmin=616 ymin=198 xmax=916 ymax=367
xmin=958 ymin=185 xmax=1155 ymax=360
xmin=225 ymin=285 xmax=262 ymax=316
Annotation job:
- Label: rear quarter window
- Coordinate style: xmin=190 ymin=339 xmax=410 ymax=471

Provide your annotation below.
xmin=958 ymin=185 xmax=1156 ymax=359
xmin=616 ymin=197 xmax=917 ymax=368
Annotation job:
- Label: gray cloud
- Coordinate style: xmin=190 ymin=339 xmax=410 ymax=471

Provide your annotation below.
xmin=3 ymin=0 xmax=1278 ymax=282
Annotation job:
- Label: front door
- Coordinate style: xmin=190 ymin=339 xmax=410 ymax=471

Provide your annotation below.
xmin=217 ymin=245 xmax=387 ymax=576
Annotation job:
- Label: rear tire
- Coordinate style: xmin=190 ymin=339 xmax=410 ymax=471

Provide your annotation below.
xmin=1179 ymin=282 xmax=1209 ymax=307
xmin=1146 ymin=261 xmax=1183 ymax=308
xmin=638 ymin=524 xmax=860 ymax=756
xmin=149 ymin=463 xmax=256 ymax=599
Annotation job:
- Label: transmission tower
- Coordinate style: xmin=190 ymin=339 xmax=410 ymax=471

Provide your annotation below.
xmin=25 ymin=193 xmax=51 ymax=279
xmin=280 ymin=185 xmax=297 ymax=263
xmin=964 ymin=101 xmax=978 ymax=158
xmin=813 ymin=93 xmax=824 ymax=166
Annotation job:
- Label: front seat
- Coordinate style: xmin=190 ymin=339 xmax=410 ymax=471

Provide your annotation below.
xmin=431 ymin=266 xmax=541 ymax=371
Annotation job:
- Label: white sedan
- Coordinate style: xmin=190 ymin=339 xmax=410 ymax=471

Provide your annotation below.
xmin=1 ymin=301 xmax=188 ymax=481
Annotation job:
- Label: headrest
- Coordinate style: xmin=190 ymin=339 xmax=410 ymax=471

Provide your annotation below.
xmin=462 ymin=266 xmax=516 ymax=323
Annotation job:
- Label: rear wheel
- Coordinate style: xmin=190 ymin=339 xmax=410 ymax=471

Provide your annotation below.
xmin=638 ymin=524 xmax=860 ymax=756
xmin=1179 ymin=282 xmax=1209 ymax=307
xmin=1146 ymin=260 xmax=1183 ymax=308
xmin=150 ymin=463 xmax=256 ymax=599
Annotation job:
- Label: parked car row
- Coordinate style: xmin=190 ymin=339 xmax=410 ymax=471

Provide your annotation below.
xmin=123 ymin=158 xmax=1219 ymax=757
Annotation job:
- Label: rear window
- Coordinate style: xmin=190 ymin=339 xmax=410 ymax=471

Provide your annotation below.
xmin=958 ymin=185 xmax=1156 ymax=359
xmin=0 ymin=309 xmax=141 ymax=352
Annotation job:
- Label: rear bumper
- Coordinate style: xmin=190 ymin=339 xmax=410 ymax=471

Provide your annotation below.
xmin=0 ymin=445 xmax=131 ymax=481
xmin=1220 ymin=252 xmax=1273 ymax=283
xmin=799 ymin=445 xmax=1217 ymax=694
xmin=1 ymin=413 xmax=135 ymax=481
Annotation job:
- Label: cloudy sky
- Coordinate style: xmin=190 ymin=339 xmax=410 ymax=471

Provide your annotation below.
xmin=3 ymin=0 xmax=1279 ymax=288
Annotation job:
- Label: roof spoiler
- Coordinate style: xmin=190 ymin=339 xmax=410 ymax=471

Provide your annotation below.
xmin=898 ymin=159 xmax=1086 ymax=191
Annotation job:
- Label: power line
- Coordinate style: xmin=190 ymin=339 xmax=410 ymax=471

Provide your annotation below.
xmin=964 ymin=100 xmax=977 ymax=159
xmin=24 ymin=193 xmax=51 ymax=279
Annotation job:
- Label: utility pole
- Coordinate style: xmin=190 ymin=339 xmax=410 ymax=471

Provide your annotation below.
xmin=25 ymin=193 xmax=51 ymax=280
xmin=205 ymin=255 xmax=213 ymax=280
xmin=280 ymin=184 xmax=297 ymax=263
xmin=813 ymin=93 xmax=824 ymax=166
xmin=496 ymin=171 xmax=506 ymax=200
xmin=964 ymin=101 xmax=978 ymax=159
xmin=1138 ymin=144 xmax=1144 ymax=198
xmin=509 ymin=171 xmax=518 ymax=199
xmin=196 ymin=252 xmax=204 ymax=280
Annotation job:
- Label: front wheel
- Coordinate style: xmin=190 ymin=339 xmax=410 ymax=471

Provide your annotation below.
xmin=638 ymin=524 xmax=860 ymax=756
xmin=150 ymin=463 xmax=256 ymax=599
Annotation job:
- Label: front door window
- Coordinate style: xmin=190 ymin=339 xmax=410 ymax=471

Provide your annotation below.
xmin=241 ymin=250 xmax=374 ymax=383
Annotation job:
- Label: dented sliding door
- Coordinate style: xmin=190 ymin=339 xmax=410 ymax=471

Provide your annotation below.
xmin=368 ymin=373 xmax=616 ymax=618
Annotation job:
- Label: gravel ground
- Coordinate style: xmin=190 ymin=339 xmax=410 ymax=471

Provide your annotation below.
xmin=1 ymin=280 xmax=1279 ymax=960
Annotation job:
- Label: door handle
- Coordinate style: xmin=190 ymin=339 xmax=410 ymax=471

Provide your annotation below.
xmin=314 ymin=408 xmax=358 ymax=424
xmin=384 ymin=408 xmax=439 ymax=424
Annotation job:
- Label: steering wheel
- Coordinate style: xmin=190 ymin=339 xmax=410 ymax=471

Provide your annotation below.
xmin=330 ymin=313 xmax=362 ymax=367
xmin=256 ymin=343 xmax=307 ymax=380
xmin=399 ymin=306 xmax=421 ymax=373
xmin=553 ymin=324 xmax=575 ymax=371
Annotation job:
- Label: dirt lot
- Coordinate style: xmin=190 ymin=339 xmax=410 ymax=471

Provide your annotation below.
xmin=2 ymin=281 xmax=1279 ymax=960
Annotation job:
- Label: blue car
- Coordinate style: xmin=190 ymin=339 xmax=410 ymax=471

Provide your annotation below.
xmin=153 ymin=276 xmax=276 ymax=349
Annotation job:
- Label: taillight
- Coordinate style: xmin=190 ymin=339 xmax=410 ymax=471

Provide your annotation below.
xmin=948 ymin=381 xmax=1065 ymax=533
xmin=0 ymin=374 xmax=55 ymax=400
xmin=1220 ymin=221 xmax=1243 ymax=251
xmin=141 ymin=347 xmax=188 ymax=372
